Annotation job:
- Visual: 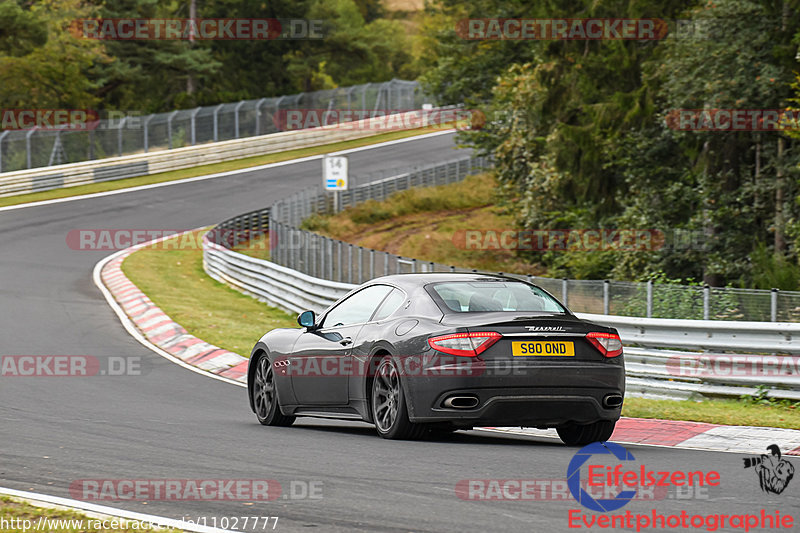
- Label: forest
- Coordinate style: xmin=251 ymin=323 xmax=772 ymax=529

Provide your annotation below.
xmin=2 ymin=0 xmax=799 ymax=289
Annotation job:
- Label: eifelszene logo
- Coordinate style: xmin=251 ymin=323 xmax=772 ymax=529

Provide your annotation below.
xmin=567 ymin=442 xmax=721 ymax=513
xmin=743 ymin=444 xmax=795 ymax=495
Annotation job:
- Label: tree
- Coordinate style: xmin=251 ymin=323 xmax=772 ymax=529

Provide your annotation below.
xmin=0 ymin=0 xmax=108 ymax=109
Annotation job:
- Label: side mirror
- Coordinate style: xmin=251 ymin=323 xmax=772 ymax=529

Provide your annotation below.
xmin=298 ymin=310 xmax=316 ymax=329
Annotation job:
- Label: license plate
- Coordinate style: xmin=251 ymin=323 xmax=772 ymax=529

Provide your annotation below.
xmin=512 ymin=341 xmax=575 ymax=357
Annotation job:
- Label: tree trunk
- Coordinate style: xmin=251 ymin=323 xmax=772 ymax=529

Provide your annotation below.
xmin=187 ymin=0 xmax=197 ymax=95
xmin=700 ymin=140 xmax=720 ymax=286
xmin=774 ymin=136 xmax=786 ymax=252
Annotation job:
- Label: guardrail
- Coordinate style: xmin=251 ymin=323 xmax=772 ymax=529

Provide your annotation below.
xmin=202 ymin=158 xmax=800 ymax=402
xmin=203 ymin=232 xmax=800 ymax=402
xmin=204 ymin=238 xmax=353 ymax=314
xmin=0 ymin=107 xmax=455 ymax=198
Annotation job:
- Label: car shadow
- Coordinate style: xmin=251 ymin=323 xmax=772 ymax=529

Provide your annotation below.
xmin=289 ymin=422 xmax=566 ymax=447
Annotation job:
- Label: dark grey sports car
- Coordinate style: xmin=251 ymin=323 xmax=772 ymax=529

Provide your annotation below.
xmin=247 ymin=273 xmax=625 ymax=445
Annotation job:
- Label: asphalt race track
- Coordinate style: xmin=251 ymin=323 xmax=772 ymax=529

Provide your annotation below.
xmin=1 ymin=133 xmax=798 ymax=532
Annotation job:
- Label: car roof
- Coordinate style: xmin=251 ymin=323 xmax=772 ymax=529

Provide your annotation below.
xmin=367 ymin=272 xmax=528 ymax=290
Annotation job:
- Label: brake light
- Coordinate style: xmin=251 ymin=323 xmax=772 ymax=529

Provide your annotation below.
xmin=586 ymin=332 xmax=623 ymax=358
xmin=428 ymin=332 xmax=502 ymax=357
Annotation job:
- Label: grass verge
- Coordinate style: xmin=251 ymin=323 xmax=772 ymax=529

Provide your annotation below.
xmin=0 ymin=126 xmax=451 ymax=209
xmin=622 ymin=396 xmax=800 ymax=430
xmin=121 ymin=230 xmax=296 ymax=357
xmin=0 ymin=496 xmax=180 ymax=532
xmin=294 ymin=173 xmax=539 ymax=274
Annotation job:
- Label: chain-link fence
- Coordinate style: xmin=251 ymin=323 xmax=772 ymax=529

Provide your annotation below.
xmin=0 ymin=79 xmax=425 ymax=173
xmin=209 ymin=155 xmax=800 ymax=322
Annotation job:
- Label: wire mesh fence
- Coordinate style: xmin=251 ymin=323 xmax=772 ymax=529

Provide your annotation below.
xmin=208 ymin=155 xmax=800 ymax=322
xmin=0 ymin=79 xmax=425 ymax=173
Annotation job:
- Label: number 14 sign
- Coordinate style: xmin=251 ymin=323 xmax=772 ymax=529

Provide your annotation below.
xmin=323 ymin=155 xmax=348 ymax=190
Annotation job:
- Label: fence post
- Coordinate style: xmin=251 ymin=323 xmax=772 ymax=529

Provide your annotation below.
xmin=771 ymin=288 xmax=779 ymax=322
xmin=166 ymin=110 xmax=178 ymax=150
xmin=143 ymin=114 xmax=154 ymax=152
xmin=213 ymin=104 xmax=224 ymax=141
xmin=384 ymin=251 xmax=389 ymax=276
xmin=234 ymin=100 xmax=245 ymax=139
xmin=0 ymin=130 xmax=9 ymax=172
xmin=317 ymin=234 xmax=323 ymax=278
xmin=451 ymin=266 xmax=457 ymax=273
xmin=303 ymin=231 xmax=309 ymax=274
xmin=25 ymin=127 xmax=39 ymax=169
xmin=646 ymin=280 xmax=653 ymax=318
xmin=337 ymin=240 xmax=343 ymax=283
xmin=603 ymin=280 xmax=610 ymax=315
xmin=370 ymin=249 xmax=375 ymax=279
xmin=327 ymin=238 xmax=333 ymax=280
xmin=255 ymin=98 xmax=267 ymax=135
xmin=703 ymin=285 xmax=710 ymax=320
xmin=562 ymin=278 xmax=568 ymax=307
xmin=117 ymin=117 xmax=127 ymax=156
xmin=190 ymin=107 xmax=201 ymax=145
xmin=348 ymin=245 xmax=353 ymax=284
xmin=274 ymin=95 xmax=286 ymax=129
xmin=358 ymin=247 xmax=363 ymax=283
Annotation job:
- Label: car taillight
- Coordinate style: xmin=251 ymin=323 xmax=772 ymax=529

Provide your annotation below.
xmin=586 ymin=332 xmax=623 ymax=358
xmin=428 ymin=332 xmax=502 ymax=357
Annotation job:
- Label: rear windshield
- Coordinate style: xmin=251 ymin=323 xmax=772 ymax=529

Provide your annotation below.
xmin=427 ymin=281 xmax=566 ymax=313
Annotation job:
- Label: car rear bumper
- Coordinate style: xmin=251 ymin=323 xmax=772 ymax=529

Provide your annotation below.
xmin=402 ymin=360 xmax=625 ymax=427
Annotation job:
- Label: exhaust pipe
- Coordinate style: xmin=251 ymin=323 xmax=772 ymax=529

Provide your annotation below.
xmin=443 ymin=395 xmax=479 ymax=409
xmin=603 ymin=394 xmax=623 ymax=409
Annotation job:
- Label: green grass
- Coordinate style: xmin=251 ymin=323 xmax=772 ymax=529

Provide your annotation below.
xmin=121 ymin=230 xmax=296 ymax=357
xmin=0 ymin=126 xmax=448 ymax=209
xmin=0 ymin=496 xmax=181 ymax=532
xmin=622 ymin=396 xmax=800 ymax=430
xmin=295 ymin=173 xmax=541 ymax=274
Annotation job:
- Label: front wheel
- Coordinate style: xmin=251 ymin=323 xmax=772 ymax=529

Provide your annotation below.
xmin=252 ymin=355 xmax=295 ymax=427
xmin=371 ymin=356 xmax=426 ymax=440
xmin=557 ymin=420 xmax=616 ymax=446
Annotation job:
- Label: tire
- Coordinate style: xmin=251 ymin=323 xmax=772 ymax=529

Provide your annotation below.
xmin=557 ymin=420 xmax=616 ymax=446
xmin=252 ymin=355 xmax=295 ymax=427
xmin=371 ymin=356 xmax=426 ymax=440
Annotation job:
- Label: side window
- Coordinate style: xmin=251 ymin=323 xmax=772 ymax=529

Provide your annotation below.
xmin=371 ymin=288 xmax=406 ymax=322
xmin=321 ymin=285 xmax=393 ymax=328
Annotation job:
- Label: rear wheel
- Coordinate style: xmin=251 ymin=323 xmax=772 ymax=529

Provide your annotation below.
xmin=557 ymin=420 xmax=615 ymax=446
xmin=371 ymin=356 xmax=426 ymax=440
xmin=252 ymin=355 xmax=295 ymax=427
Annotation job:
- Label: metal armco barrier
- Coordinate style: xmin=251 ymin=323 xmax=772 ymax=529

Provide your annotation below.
xmin=202 ymin=157 xmax=800 ymax=402
xmin=0 ymin=108 xmax=447 ymax=197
